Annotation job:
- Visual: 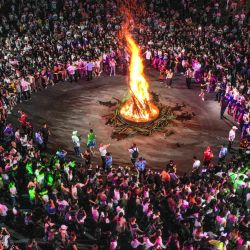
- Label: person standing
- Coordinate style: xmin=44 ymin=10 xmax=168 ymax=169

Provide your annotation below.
xmin=192 ymin=156 xmax=201 ymax=170
xmin=220 ymin=94 xmax=229 ymax=119
xmin=83 ymin=148 xmax=92 ymax=167
xmin=128 ymin=143 xmax=139 ymax=166
xmin=144 ymin=49 xmax=152 ymax=67
xmin=86 ymin=61 xmax=93 ymax=81
xmin=218 ymin=145 xmax=228 ymax=161
xmin=67 ymin=63 xmax=77 ymax=82
xmin=109 ymin=58 xmax=116 ymax=76
xmin=18 ymin=110 xmax=28 ymax=133
xmin=87 ymin=129 xmax=96 ymax=153
xmin=41 ymin=122 xmax=50 ymax=150
xmin=228 ymin=126 xmax=238 ymax=152
xmin=35 ymin=130 xmax=44 ymax=151
xmin=165 ymin=69 xmax=174 ymax=88
xmin=72 ymin=131 xmax=81 ymax=156
xmin=203 ymin=146 xmax=214 ymax=167
xmin=20 ymin=77 xmax=31 ymax=101
xmin=105 ymin=152 xmax=112 ymax=170
xmin=199 ymin=80 xmax=206 ymax=101
xmin=135 ymin=157 xmax=147 ymax=183
xmin=185 ymin=67 xmax=193 ymax=89
xmin=99 ymin=143 xmax=110 ymax=170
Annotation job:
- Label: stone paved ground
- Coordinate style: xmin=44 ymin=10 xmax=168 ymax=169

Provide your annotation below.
xmin=10 ymin=70 xmax=238 ymax=174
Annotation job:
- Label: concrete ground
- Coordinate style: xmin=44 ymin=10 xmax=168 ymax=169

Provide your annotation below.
xmin=10 ymin=70 xmax=238 ymax=174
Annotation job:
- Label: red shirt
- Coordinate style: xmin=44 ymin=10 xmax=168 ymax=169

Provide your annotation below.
xmin=19 ymin=113 xmax=28 ymax=126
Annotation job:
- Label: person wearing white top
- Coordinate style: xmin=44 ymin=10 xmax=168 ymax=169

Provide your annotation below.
xmin=192 ymin=156 xmax=201 ymax=170
xmin=72 ymin=130 xmax=81 ymax=156
xmin=99 ymin=143 xmax=110 ymax=170
xmin=145 ymin=49 xmax=152 ymax=67
xmin=128 ymin=143 xmax=139 ymax=165
xmin=228 ymin=126 xmax=238 ymax=151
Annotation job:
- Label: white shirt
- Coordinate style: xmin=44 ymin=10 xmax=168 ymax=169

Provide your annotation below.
xmin=72 ymin=135 xmax=80 ymax=147
xmin=228 ymin=129 xmax=236 ymax=142
xmin=193 ymin=160 xmax=201 ymax=169
xmin=99 ymin=146 xmax=107 ymax=156
xmin=20 ymin=135 xmax=28 ymax=146
xmin=145 ymin=50 xmax=152 ymax=60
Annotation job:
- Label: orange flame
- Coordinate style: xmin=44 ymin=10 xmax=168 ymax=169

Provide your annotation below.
xmin=120 ymin=34 xmax=159 ymax=123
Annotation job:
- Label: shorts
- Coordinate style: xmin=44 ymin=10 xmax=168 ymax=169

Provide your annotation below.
xmin=87 ymin=139 xmax=96 ymax=147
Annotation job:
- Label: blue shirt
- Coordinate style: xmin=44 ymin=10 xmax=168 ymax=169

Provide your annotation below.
xmin=56 ymin=150 xmax=67 ymax=159
xmin=135 ymin=160 xmax=147 ymax=171
xmin=35 ymin=132 xmax=43 ymax=145
xmin=106 ymin=155 xmax=112 ymax=168
xmin=219 ymin=147 xmax=228 ymax=158
xmin=87 ymin=62 xmax=93 ymax=71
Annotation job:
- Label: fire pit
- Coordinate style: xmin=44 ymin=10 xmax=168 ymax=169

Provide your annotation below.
xmin=119 ymin=34 xmax=159 ymax=123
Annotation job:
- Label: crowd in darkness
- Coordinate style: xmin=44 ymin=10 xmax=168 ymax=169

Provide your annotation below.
xmin=0 ymin=0 xmax=249 ymax=249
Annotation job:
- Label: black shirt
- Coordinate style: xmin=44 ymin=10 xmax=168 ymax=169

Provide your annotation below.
xmin=41 ymin=127 xmax=49 ymax=140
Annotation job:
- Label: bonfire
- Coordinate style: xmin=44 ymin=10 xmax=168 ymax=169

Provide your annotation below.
xmin=119 ymin=34 xmax=159 ymax=123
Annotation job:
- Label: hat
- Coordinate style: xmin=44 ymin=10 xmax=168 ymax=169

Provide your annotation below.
xmin=72 ymin=131 xmax=77 ymax=135
xmin=60 ymin=225 xmax=68 ymax=230
xmin=232 ymin=126 xmax=238 ymax=130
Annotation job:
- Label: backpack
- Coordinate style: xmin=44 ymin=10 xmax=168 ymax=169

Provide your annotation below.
xmin=132 ymin=148 xmax=139 ymax=159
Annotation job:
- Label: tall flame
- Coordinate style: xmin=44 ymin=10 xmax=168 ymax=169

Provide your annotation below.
xmin=120 ymin=34 xmax=159 ymax=123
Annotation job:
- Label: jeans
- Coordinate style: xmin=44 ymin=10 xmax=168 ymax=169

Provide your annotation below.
xmin=87 ymin=70 xmax=93 ymax=80
xmin=166 ymin=78 xmax=173 ymax=86
xmin=10 ymin=196 xmax=17 ymax=207
xmin=228 ymin=140 xmax=233 ymax=152
xmin=101 ymin=156 xmax=106 ymax=170
xmin=131 ymin=158 xmax=136 ymax=166
xmin=186 ymin=78 xmax=191 ymax=89
xmin=68 ymin=73 xmax=77 ymax=82
xmin=74 ymin=146 xmax=81 ymax=156
xmin=138 ymin=169 xmax=146 ymax=183
xmin=23 ymin=90 xmax=31 ymax=100
xmin=110 ymin=66 xmax=116 ymax=76
xmin=220 ymin=106 xmax=227 ymax=119
xmin=17 ymin=92 xmax=22 ymax=102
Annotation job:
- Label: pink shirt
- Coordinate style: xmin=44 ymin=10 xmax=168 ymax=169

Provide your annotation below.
xmin=67 ymin=65 xmax=75 ymax=75
xmin=21 ymin=79 xmax=29 ymax=91
xmin=92 ymin=208 xmax=99 ymax=222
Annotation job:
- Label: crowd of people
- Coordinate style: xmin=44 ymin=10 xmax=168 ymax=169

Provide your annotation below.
xmin=0 ymin=113 xmax=249 ymax=249
xmin=0 ymin=0 xmax=249 ymax=249
xmin=0 ymin=0 xmax=249 ymax=145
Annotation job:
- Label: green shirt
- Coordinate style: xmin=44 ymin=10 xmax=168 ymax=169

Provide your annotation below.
xmin=28 ymin=187 xmax=36 ymax=200
xmin=87 ymin=132 xmax=95 ymax=144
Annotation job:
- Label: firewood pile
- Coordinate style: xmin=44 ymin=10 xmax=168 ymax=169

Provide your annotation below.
xmin=99 ymin=93 xmax=194 ymax=140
